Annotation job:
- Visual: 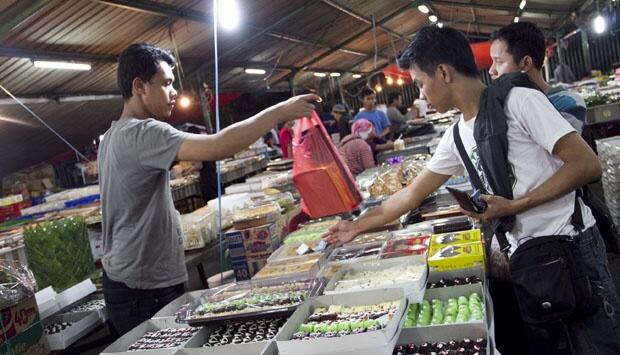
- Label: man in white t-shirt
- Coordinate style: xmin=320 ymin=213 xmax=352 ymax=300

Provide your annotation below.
xmin=324 ymin=26 xmax=620 ymax=355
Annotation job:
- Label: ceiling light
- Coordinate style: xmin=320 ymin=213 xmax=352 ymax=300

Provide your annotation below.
xmin=313 ymin=72 xmax=327 ymax=77
xmin=417 ymin=5 xmax=430 ymax=14
xmin=330 ymin=72 xmax=341 ymax=77
xmin=513 ymin=16 xmax=520 ymax=23
xmin=245 ymin=68 xmax=266 ymax=75
xmin=519 ymin=0 xmax=527 ymax=10
xmin=386 ymin=76 xmax=394 ymax=85
xmin=593 ymin=14 xmax=607 ymax=34
xmin=218 ymin=0 xmax=240 ymax=30
xmin=352 ymin=73 xmax=362 ymax=78
xmin=375 ymin=84 xmax=382 ymax=93
xmin=429 ymin=15 xmax=438 ymax=23
xmin=33 ymin=60 xmax=91 ymax=71
xmin=179 ymin=96 xmax=192 ymax=108
xmin=397 ymin=78 xmax=404 ymax=85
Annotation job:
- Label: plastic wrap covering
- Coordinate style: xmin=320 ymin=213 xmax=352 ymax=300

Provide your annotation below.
xmin=180 ymin=206 xmax=217 ymax=250
xmin=368 ymin=155 xmax=431 ymax=197
xmin=292 ymin=112 xmax=362 ymax=218
xmin=232 ymin=201 xmax=281 ymax=230
xmin=0 ymin=259 xmax=37 ymax=308
xmin=23 ymin=217 xmax=95 ymax=291
xmin=44 ymin=185 xmax=100 ymax=203
xmin=177 ymin=279 xmax=325 ymax=326
xmin=596 ymin=136 xmax=620 ymax=230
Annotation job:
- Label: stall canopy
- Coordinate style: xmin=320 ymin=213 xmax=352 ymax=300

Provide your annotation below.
xmin=0 ymin=0 xmax=588 ymax=178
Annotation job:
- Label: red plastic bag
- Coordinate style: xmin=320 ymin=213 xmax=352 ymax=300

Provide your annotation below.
xmin=292 ymin=112 xmax=362 ymax=218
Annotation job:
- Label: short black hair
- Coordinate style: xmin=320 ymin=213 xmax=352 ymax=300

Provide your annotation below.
xmin=117 ymin=43 xmax=176 ymax=99
xmin=387 ymin=92 xmax=401 ymax=105
xmin=490 ymin=22 xmax=545 ymax=70
xmin=360 ymin=87 xmax=376 ymax=99
xmin=398 ymin=26 xmax=478 ymax=78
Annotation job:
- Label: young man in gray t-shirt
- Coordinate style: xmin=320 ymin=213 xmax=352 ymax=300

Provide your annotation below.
xmin=99 ymin=43 xmax=318 ymax=335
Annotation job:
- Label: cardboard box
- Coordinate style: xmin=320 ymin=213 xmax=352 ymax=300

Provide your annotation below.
xmin=586 ymin=103 xmax=620 ymax=125
xmin=59 ymin=292 xmax=108 ymax=324
xmin=240 ymin=223 xmax=280 ymax=258
xmin=177 ymin=325 xmax=274 ymax=355
xmin=44 ymin=311 xmax=102 ymax=350
xmin=101 ymin=318 xmax=204 ymax=355
xmin=0 ymin=295 xmax=40 ymax=341
xmin=276 ymin=289 xmax=407 ymax=355
xmin=428 ymin=242 xmax=485 ymax=272
xmin=430 ymin=229 xmax=481 ymax=248
xmin=55 ymin=279 xmax=96 ymax=310
xmin=231 ymin=255 xmax=269 ymax=281
xmin=34 ymin=287 xmax=59 ymax=321
xmin=87 ymin=224 xmax=104 ymax=261
xmin=227 ymin=223 xmax=281 ymax=282
xmin=427 ymin=265 xmax=485 ymax=285
xmin=1 ymin=321 xmax=50 ymax=355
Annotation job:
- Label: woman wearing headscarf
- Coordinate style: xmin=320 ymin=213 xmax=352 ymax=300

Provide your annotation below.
xmin=338 ymin=119 xmax=375 ymax=176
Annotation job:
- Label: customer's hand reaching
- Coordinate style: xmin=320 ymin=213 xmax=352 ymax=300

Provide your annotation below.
xmin=322 ymin=220 xmax=359 ymax=246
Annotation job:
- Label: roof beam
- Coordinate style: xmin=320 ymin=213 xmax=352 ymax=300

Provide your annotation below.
xmin=428 ymin=0 xmax=569 ymax=16
xmin=0 ymin=46 xmax=118 ymax=62
xmin=93 ymin=0 xmax=209 ymax=21
xmin=319 ymin=0 xmax=409 ymax=40
xmin=0 ymin=0 xmax=50 ymax=36
xmin=95 ymin=0 xmax=373 ymax=59
xmin=272 ymin=2 xmax=415 ymax=86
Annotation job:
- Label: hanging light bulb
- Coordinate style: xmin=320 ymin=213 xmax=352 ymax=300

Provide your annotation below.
xmin=375 ymin=84 xmax=383 ymax=92
xmin=417 ymin=5 xmax=430 ymax=14
xmin=593 ymin=14 xmax=607 ymax=34
xmin=429 ymin=15 xmax=438 ymax=23
xmin=179 ymin=96 xmax=192 ymax=108
xmin=513 ymin=17 xmax=519 ymax=23
xmin=219 ymin=0 xmax=240 ymax=30
xmin=386 ymin=76 xmax=394 ymax=85
xmin=352 ymin=73 xmax=362 ymax=78
xmin=396 ymin=77 xmax=404 ymax=86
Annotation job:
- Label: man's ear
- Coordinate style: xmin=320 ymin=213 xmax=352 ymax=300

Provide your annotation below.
xmin=520 ymin=56 xmax=536 ymax=72
xmin=132 ymin=77 xmax=146 ymax=97
xmin=437 ymin=64 xmax=452 ymax=83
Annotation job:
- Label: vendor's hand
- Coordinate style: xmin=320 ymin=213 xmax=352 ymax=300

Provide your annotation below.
xmin=460 ymin=194 xmax=521 ymax=222
xmin=322 ymin=220 xmax=358 ymax=246
xmin=274 ymin=94 xmax=321 ymax=122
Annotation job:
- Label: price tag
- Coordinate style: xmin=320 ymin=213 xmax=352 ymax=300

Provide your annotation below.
xmin=296 ymin=243 xmax=310 ymax=255
xmin=314 ymin=239 xmax=328 ymax=252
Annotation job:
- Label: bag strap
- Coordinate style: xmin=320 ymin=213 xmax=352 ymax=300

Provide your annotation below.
xmin=453 ymin=121 xmax=512 ymax=254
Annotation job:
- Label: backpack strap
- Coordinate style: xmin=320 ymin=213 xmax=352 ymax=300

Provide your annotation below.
xmin=453 ymin=121 xmax=512 ymax=254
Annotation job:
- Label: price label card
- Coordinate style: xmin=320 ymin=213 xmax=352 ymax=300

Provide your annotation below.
xmin=314 ymin=239 xmax=328 ymax=252
xmin=296 ymin=243 xmax=310 ymax=255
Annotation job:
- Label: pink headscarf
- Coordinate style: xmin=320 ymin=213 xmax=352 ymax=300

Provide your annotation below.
xmin=351 ymin=119 xmax=373 ymax=135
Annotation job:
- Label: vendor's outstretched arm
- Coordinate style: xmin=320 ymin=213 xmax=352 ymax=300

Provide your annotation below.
xmin=176 ymin=94 xmax=319 ymax=162
xmin=323 ymin=168 xmax=451 ymax=245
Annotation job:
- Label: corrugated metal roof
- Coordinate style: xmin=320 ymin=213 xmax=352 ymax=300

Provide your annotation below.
xmin=0 ymin=0 xmax=588 ymax=177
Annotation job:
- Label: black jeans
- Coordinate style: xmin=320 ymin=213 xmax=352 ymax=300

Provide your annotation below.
xmin=103 ymin=272 xmax=184 ymax=336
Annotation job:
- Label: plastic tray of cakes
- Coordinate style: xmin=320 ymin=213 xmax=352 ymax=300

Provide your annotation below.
xmin=177 ymin=279 xmax=327 ymax=327
xmin=101 ymin=318 xmax=203 ymax=354
xmin=326 ymin=243 xmax=383 ymax=265
xmin=323 ymin=255 xmax=428 ymax=303
xmin=276 ymin=288 xmax=408 ymax=355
